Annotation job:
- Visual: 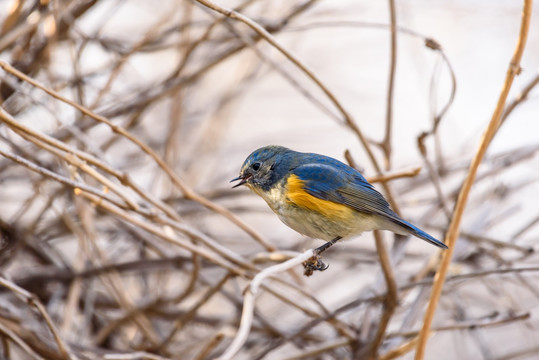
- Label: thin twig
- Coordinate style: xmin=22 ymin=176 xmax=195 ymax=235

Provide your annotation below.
xmin=0 ymin=60 xmax=274 ymax=251
xmin=382 ymin=0 xmax=397 ymax=170
xmin=391 ymin=311 xmax=530 ymax=338
xmin=0 ymin=277 xmax=76 ymax=360
xmin=367 ymin=167 xmax=422 ymax=184
xmin=0 ymin=321 xmax=46 ymax=360
xmin=415 ymin=1 xmax=533 ymax=357
xmin=500 ymin=71 xmax=539 ymax=126
xmin=216 ymin=249 xmax=316 ymax=360
xmin=192 ymin=0 xmax=394 ymax=208
xmin=366 ymin=231 xmax=398 ymax=358
xmin=282 ymin=337 xmax=350 ymax=360
xmin=0 ymin=147 xmax=128 ymax=210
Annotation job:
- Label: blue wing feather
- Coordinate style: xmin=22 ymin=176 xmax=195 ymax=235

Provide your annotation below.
xmin=291 ymin=160 xmax=448 ymax=249
xmin=292 ymin=163 xmax=393 ymax=217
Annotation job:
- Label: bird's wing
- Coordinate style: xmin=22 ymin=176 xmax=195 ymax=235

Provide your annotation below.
xmin=289 ymin=163 xmax=448 ymax=249
xmin=290 ymin=163 xmax=396 ymax=218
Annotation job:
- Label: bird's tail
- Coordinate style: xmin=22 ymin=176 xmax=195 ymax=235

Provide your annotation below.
xmin=384 ymin=214 xmax=448 ymax=249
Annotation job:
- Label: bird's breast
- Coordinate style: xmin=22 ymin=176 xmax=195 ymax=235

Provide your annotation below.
xmin=249 ymin=175 xmax=384 ymax=241
xmin=248 ymin=182 xmax=288 ymax=213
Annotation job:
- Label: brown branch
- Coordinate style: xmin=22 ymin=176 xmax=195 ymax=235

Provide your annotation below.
xmin=0 ymin=60 xmax=274 ymax=251
xmin=382 ymin=0 xmax=397 ymax=170
xmin=367 ymin=167 xmax=422 ymax=184
xmin=500 ymin=71 xmax=539 ymax=126
xmin=0 ymin=147 xmax=129 ymax=210
xmin=365 ymin=231 xmax=398 ymax=359
xmin=391 ymin=311 xmax=530 ymax=338
xmin=192 ymin=0 xmax=398 ymax=212
xmin=0 ymin=321 xmax=46 ymax=360
xmin=0 ymin=277 xmax=75 ymax=360
xmin=415 ymin=1 xmax=534 ymax=357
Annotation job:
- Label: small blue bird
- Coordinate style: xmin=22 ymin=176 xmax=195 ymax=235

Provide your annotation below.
xmin=231 ymin=146 xmax=447 ymax=265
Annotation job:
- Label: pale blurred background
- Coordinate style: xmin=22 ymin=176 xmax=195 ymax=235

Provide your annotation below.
xmin=0 ymin=1 xmax=538 ymax=359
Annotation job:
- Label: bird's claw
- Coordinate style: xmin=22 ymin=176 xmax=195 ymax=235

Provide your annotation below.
xmin=303 ymin=255 xmax=329 ymax=276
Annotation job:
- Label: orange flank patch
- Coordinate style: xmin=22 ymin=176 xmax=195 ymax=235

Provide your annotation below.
xmin=286 ymin=174 xmax=353 ymax=220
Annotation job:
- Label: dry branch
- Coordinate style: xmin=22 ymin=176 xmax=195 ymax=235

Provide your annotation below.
xmin=0 ymin=1 xmax=537 ymax=359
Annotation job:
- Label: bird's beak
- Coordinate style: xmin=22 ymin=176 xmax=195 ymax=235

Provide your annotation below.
xmin=230 ymin=174 xmax=251 ymax=188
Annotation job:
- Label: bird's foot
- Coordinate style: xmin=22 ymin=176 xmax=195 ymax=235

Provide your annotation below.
xmin=303 ymin=237 xmax=342 ymax=276
xmin=303 ymin=255 xmax=329 ymax=276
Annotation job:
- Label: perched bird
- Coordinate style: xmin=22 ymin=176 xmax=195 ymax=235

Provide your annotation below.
xmin=231 ymin=146 xmax=447 ymax=262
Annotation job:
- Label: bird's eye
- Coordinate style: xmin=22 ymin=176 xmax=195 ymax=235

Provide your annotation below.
xmin=252 ymin=162 xmax=261 ymax=171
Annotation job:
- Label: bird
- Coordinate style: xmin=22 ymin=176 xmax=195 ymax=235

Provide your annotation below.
xmin=231 ymin=145 xmax=447 ymax=269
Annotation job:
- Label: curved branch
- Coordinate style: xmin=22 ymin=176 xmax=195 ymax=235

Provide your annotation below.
xmin=415 ymin=1 xmax=534 ymax=358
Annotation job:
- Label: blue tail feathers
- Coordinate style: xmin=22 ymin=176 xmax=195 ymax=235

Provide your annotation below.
xmin=393 ymin=217 xmax=448 ymax=249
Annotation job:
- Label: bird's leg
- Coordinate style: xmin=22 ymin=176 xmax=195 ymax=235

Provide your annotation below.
xmin=315 ymin=236 xmax=342 ymax=255
xmin=303 ymin=236 xmax=343 ymax=275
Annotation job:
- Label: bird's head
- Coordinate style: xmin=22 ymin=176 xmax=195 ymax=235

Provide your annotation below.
xmin=231 ymin=145 xmax=291 ymax=192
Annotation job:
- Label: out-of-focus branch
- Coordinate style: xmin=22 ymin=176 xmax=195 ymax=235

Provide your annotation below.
xmin=366 ymin=231 xmax=398 ymax=358
xmin=0 ymin=277 xmax=76 ymax=360
xmin=0 ymin=60 xmax=274 ymax=251
xmin=0 ymin=321 xmax=46 ymax=360
xmin=216 ymin=249 xmax=316 ymax=360
xmin=381 ymin=0 xmax=397 ymax=170
xmin=415 ymin=1 xmax=533 ymax=358
xmin=367 ymin=167 xmax=421 ymax=184
xmin=500 ymin=71 xmax=539 ymax=126
xmin=193 ymin=0 xmax=402 ymax=213
xmin=0 ymin=147 xmax=128 ymax=210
